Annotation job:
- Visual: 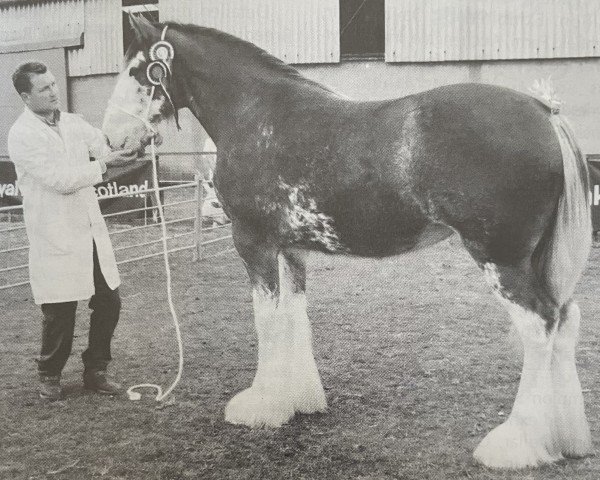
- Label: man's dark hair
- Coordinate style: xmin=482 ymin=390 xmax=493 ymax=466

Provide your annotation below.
xmin=12 ymin=62 xmax=47 ymax=95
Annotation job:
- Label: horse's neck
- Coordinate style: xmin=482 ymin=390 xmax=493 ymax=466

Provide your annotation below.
xmin=177 ymin=31 xmax=337 ymax=141
xmin=183 ymin=67 xmax=321 ymax=143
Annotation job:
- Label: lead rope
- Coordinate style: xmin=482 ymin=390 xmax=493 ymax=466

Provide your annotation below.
xmin=121 ymin=84 xmax=184 ymax=402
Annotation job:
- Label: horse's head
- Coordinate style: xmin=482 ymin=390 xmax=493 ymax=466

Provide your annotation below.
xmin=103 ymin=15 xmax=181 ymax=151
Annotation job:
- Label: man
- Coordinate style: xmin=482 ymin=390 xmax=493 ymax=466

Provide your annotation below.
xmin=8 ymin=61 xmax=138 ymax=401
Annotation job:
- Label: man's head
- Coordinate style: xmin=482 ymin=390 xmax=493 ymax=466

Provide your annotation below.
xmin=12 ymin=62 xmax=60 ymax=115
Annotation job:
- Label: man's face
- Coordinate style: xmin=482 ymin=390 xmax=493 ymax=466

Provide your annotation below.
xmin=21 ymin=71 xmax=60 ymax=115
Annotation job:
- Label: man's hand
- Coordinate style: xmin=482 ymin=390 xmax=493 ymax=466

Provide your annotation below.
xmin=140 ymin=131 xmax=163 ymax=148
xmin=101 ymin=149 xmax=138 ymax=168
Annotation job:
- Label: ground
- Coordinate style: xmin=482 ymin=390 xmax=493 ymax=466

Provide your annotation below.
xmin=1 ymin=235 xmax=600 ymax=480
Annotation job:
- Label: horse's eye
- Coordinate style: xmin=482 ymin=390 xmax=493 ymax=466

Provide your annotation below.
xmin=129 ymin=67 xmax=140 ymax=77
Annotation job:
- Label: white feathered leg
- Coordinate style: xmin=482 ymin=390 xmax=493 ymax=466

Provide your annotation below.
xmin=551 ymin=302 xmax=592 ymax=458
xmin=474 ymin=298 xmax=562 ymax=469
xmin=225 ymin=252 xmax=326 ymax=427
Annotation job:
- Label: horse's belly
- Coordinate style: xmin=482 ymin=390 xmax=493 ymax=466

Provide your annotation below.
xmin=335 ymin=221 xmax=453 ymax=257
xmin=410 ymin=223 xmax=455 ymax=250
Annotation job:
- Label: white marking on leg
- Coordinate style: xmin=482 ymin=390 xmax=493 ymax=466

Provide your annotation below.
xmin=552 ymin=302 xmax=592 ymax=457
xmin=482 ymin=263 xmax=510 ymax=299
xmin=225 ymin=253 xmax=326 ymax=428
xmin=475 ymin=274 xmax=562 ymax=468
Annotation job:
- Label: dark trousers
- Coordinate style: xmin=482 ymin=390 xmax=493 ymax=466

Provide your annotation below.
xmin=37 ymin=243 xmax=121 ymax=377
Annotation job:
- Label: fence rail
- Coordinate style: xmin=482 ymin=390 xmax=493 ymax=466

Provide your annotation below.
xmin=0 ymin=177 xmax=232 ymax=292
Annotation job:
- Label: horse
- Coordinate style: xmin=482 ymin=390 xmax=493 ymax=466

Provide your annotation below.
xmin=102 ymin=15 xmax=593 ymax=469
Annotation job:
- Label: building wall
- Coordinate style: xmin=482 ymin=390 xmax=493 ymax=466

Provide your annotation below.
xmin=160 ymin=0 xmax=340 ymax=64
xmin=385 ymin=0 xmax=600 ymax=62
xmin=67 ymin=0 xmax=123 ymax=76
xmin=0 ymin=0 xmax=84 ymax=53
xmin=0 ymin=0 xmax=121 ymax=76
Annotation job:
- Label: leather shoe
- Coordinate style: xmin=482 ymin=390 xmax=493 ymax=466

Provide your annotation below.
xmin=39 ymin=375 xmax=62 ymax=401
xmin=83 ymin=370 xmax=122 ymax=395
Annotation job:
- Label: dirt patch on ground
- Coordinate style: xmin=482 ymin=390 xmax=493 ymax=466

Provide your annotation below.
xmin=2 ymin=236 xmax=600 ymax=479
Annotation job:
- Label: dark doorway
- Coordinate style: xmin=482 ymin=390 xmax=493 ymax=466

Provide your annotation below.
xmin=340 ymin=0 xmax=385 ymax=59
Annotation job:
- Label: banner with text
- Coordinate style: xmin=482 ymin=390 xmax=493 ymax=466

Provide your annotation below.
xmin=586 ymin=156 xmax=600 ymax=231
xmin=0 ymin=158 xmax=155 ymax=219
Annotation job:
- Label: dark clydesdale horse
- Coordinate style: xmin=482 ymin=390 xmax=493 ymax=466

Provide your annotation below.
xmin=102 ymin=16 xmax=592 ymax=469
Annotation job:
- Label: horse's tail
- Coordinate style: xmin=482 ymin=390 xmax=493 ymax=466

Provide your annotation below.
xmin=535 ymin=113 xmax=591 ymax=306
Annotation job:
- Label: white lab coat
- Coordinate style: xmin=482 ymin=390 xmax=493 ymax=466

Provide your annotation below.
xmin=7 ymin=107 xmax=120 ymax=304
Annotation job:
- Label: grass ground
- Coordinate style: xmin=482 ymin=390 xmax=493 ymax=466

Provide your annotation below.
xmin=1 ymin=236 xmax=600 ymax=479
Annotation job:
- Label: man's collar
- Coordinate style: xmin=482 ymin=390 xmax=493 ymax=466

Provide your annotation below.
xmin=24 ymin=106 xmax=61 ymax=126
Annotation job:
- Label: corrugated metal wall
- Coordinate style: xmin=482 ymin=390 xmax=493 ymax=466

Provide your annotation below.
xmin=0 ymin=0 xmax=84 ymax=51
xmin=159 ymin=0 xmax=340 ymax=64
xmin=386 ymin=0 xmax=600 ymax=62
xmin=3 ymin=1 xmax=600 ymax=75
xmin=0 ymin=0 xmax=121 ymax=76
xmin=68 ymin=0 xmax=123 ymax=76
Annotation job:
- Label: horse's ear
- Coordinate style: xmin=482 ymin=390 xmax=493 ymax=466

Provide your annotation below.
xmin=128 ymin=13 xmax=160 ymax=45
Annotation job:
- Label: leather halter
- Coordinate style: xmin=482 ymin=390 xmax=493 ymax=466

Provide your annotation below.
xmin=147 ymin=26 xmax=179 ymax=129
xmin=107 ymin=25 xmax=180 ymax=133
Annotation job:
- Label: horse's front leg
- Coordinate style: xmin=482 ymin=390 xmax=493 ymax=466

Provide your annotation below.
xmin=225 ymin=225 xmax=326 ymax=428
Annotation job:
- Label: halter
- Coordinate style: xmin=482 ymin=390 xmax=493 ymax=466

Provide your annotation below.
xmin=108 ymin=25 xmax=180 ymax=133
xmin=147 ymin=25 xmax=177 ymax=116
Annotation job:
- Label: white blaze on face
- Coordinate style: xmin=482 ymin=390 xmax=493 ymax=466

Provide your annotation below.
xmin=102 ymin=52 xmax=165 ymax=151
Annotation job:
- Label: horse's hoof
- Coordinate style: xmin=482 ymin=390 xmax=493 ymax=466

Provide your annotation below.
xmin=289 ymin=370 xmax=327 ymax=414
xmin=293 ymin=388 xmax=327 ymax=415
xmin=473 ymin=418 xmax=561 ymax=469
xmin=555 ymin=417 xmax=592 ymax=459
xmin=225 ymin=387 xmax=295 ymax=428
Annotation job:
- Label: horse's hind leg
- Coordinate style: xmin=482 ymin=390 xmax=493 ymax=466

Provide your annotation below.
xmin=552 ymin=301 xmax=592 ymax=457
xmin=225 ymin=224 xmax=326 ymax=428
xmin=473 ymin=262 xmax=590 ymax=468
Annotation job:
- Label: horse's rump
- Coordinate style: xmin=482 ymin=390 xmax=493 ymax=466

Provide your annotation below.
xmin=401 ymin=83 xmax=564 ymax=263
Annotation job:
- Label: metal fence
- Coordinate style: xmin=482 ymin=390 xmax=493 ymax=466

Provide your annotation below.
xmin=0 ymin=176 xmax=233 ymax=292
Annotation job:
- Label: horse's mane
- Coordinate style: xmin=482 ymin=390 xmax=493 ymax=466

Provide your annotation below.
xmin=126 ymin=21 xmax=339 ymax=96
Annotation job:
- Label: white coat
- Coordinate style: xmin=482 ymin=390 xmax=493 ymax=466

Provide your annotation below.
xmin=7 ymin=107 xmax=120 ymax=304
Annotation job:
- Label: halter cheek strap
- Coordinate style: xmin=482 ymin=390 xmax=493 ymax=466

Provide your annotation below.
xmin=148 ymin=26 xmax=180 ymax=129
